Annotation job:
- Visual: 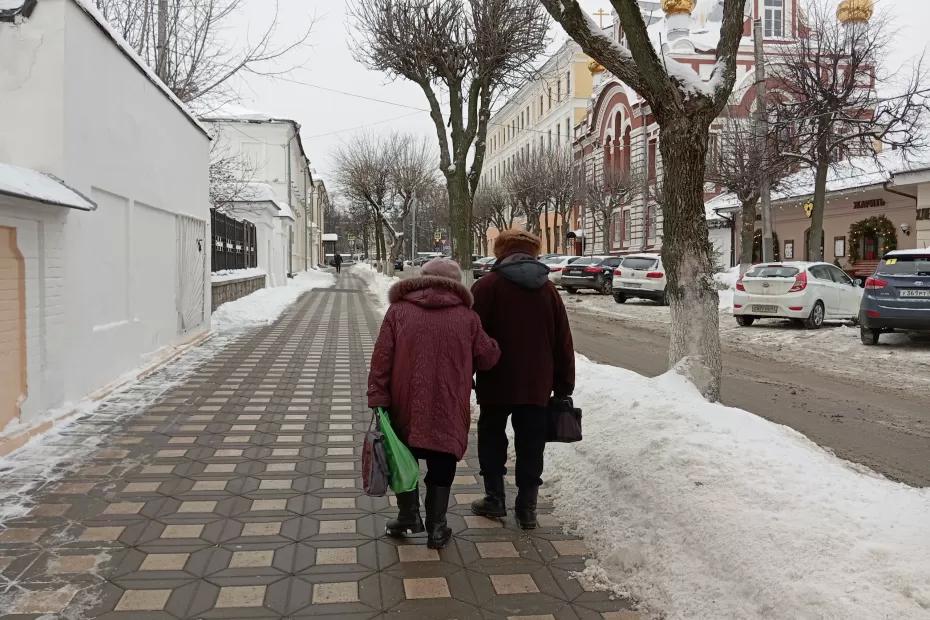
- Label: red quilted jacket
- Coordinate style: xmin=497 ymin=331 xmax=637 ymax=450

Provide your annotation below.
xmin=367 ymin=276 xmax=500 ymax=460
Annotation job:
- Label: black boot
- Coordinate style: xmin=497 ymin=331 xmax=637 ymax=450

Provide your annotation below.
xmin=385 ymin=489 xmax=425 ymax=537
xmin=515 ymin=486 xmax=539 ymax=530
xmin=470 ymin=476 xmax=507 ymax=518
xmin=424 ymin=485 xmax=452 ymax=550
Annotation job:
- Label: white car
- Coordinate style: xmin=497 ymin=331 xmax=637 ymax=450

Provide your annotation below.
xmin=541 ymin=255 xmax=581 ymax=286
xmin=611 ymin=253 xmax=668 ymax=305
xmin=733 ymin=261 xmax=863 ymax=329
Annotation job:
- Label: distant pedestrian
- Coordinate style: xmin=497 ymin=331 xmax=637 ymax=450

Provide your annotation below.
xmin=470 ymin=230 xmax=575 ymax=529
xmin=334 ymin=252 xmax=343 ymax=274
xmin=368 ymin=258 xmax=500 ymax=549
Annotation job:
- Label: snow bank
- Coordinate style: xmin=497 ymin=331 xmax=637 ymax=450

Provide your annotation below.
xmin=211 ymin=267 xmax=266 ymax=284
xmin=546 ymin=356 xmax=930 ymax=619
xmin=211 ymin=269 xmax=334 ymax=333
xmin=354 ymin=262 xmax=399 ymax=314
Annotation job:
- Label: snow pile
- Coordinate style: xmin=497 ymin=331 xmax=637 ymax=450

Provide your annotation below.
xmin=0 ymin=162 xmax=95 ymax=210
xmin=714 ymin=266 xmax=740 ymax=310
xmin=211 ymin=269 xmax=334 ymax=333
xmin=546 ymin=356 xmax=930 ymax=619
xmin=354 ymin=262 xmax=399 ymax=314
xmin=211 ymin=267 xmax=266 ymax=284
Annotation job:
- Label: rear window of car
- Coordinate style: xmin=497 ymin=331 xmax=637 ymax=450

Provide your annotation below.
xmin=746 ymin=265 xmax=800 ymax=278
xmin=571 ymin=257 xmax=600 ymax=266
xmin=621 ymin=257 xmax=658 ymax=270
xmin=877 ymin=255 xmax=930 ymax=276
xmin=541 ymin=256 xmax=565 ymax=265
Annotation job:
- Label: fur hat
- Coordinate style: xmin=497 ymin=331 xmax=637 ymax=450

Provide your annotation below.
xmin=421 ymin=257 xmax=463 ymax=281
xmin=493 ymin=229 xmax=542 ymax=259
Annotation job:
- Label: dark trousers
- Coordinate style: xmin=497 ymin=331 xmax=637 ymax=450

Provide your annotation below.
xmin=335 ymin=264 xmax=342 ymax=274
xmin=477 ymin=405 xmax=547 ymax=489
xmin=410 ymin=447 xmax=457 ymax=487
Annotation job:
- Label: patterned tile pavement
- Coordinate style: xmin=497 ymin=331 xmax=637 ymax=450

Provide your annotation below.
xmin=0 ymin=270 xmax=639 ymax=619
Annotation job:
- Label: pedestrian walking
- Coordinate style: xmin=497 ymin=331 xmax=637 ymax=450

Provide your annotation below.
xmin=368 ymin=258 xmax=500 ymax=549
xmin=470 ymin=230 xmax=575 ymax=529
xmin=334 ymin=252 xmax=343 ymax=274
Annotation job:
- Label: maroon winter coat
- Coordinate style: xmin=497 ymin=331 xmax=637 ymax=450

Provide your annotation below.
xmin=472 ymin=256 xmax=575 ymax=406
xmin=367 ymin=276 xmax=501 ymax=460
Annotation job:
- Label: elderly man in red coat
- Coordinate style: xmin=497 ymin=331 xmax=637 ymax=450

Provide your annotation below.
xmin=368 ymin=258 xmax=500 ymax=549
xmin=470 ymin=229 xmax=575 ymax=529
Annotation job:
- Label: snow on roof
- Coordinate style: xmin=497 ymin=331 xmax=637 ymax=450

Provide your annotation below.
xmin=238 ymin=182 xmax=277 ymax=203
xmin=202 ymin=103 xmax=275 ymax=123
xmin=273 ymin=201 xmax=296 ymax=220
xmin=0 ymin=162 xmax=96 ymax=210
xmin=322 ymin=233 xmax=338 ymax=242
xmin=705 ymin=149 xmax=930 ymax=212
xmin=886 ymin=248 xmax=930 ymax=256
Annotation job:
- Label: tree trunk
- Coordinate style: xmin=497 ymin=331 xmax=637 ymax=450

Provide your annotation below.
xmin=808 ymin=157 xmax=829 ymax=262
xmin=658 ymin=118 xmax=722 ymax=401
xmin=447 ymin=166 xmax=473 ymax=283
xmin=543 ymin=202 xmax=551 ymax=253
xmin=739 ymin=196 xmax=759 ymax=274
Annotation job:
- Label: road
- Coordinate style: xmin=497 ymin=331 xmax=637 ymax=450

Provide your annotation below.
xmin=569 ymin=309 xmax=930 ymax=487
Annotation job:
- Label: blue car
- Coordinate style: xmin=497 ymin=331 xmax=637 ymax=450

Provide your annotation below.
xmin=859 ymin=249 xmax=930 ymax=345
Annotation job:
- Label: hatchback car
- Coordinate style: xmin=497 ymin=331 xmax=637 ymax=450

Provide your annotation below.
xmin=472 ymin=256 xmax=495 ymax=280
xmin=560 ymin=256 xmax=621 ymax=294
xmin=859 ymin=249 xmax=930 ymax=345
xmin=732 ymin=261 xmax=862 ymax=329
xmin=611 ymin=253 xmax=667 ymax=305
xmin=541 ymin=255 xmax=581 ymax=286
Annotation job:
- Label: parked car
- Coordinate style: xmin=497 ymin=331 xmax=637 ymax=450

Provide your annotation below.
xmin=733 ymin=261 xmax=862 ymax=329
xmin=560 ymin=256 xmax=622 ymax=294
xmin=473 ymin=256 xmax=495 ymax=279
xmin=393 ymin=258 xmax=404 ymax=271
xmin=541 ymin=255 xmax=581 ymax=286
xmin=612 ymin=253 xmax=667 ymax=305
xmin=859 ymin=249 xmax=930 ymax=345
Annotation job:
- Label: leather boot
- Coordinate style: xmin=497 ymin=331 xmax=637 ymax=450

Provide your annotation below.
xmin=424 ymin=485 xmax=453 ymax=550
xmin=515 ymin=486 xmax=539 ymax=530
xmin=470 ymin=476 xmax=507 ymax=518
xmin=385 ymin=489 xmax=425 ymax=537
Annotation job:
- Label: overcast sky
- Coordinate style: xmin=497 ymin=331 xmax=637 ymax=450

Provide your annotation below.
xmin=227 ymin=0 xmax=930 ymax=184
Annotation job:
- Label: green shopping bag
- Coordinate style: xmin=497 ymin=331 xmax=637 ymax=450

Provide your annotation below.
xmin=377 ymin=408 xmax=419 ymax=493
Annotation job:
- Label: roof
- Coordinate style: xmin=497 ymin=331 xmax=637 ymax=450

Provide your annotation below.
xmin=705 ymin=150 xmax=930 ymax=212
xmin=229 ymin=182 xmax=295 ymax=220
xmin=0 ymin=162 xmax=96 ymax=210
xmin=886 ymin=249 xmax=930 ymax=256
xmin=202 ymin=106 xmax=311 ymax=170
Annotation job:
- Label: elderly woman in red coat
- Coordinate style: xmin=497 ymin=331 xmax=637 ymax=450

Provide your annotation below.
xmin=368 ymin=258 xmax=500 ymax=549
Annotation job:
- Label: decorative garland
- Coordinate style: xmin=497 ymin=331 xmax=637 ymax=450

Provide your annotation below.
xmin=848 ymin=216 xmax=897 ymax=263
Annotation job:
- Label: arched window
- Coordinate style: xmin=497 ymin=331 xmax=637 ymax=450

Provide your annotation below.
xmin=623 ymin=126 xmax=632 ymax=177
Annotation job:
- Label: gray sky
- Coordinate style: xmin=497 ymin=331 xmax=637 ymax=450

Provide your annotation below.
xmin=228 ymin=0 xmax=930 ymax=184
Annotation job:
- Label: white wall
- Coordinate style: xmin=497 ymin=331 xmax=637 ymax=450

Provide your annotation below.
xmin=222 ymin=202 xmax=291 ymax=287
xmin=0 ymin=0 xmax=211 ymax=433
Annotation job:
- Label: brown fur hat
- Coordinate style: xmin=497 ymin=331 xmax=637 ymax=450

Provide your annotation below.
xmin=493 ymin=229 xmax=542 ymax=260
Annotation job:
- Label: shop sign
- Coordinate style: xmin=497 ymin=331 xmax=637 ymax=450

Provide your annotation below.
xmin=853 ymin=198 xmax=886 ymax=210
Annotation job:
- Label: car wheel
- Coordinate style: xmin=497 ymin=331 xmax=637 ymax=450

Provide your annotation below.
xmin=804 ymin=301 xmax=825 ymax=330
xmin=850 ymin=316 xmax=860 ymax=327
xmin=860 ymin=326 xmax=880 ymax=345
xmin=597 ymin=275 xmax=610 ymax=295
xmin=613 ymin=293 xmax=626 ymax=304
xmin=564 ymin=287 xmax=577 ymax=295
xmin=736 ymin=316 xmax=755 ymax=327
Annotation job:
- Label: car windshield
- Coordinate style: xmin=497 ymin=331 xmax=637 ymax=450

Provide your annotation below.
xmin=571 ymin=257 xmax=601 ymax=266
xmin=621 ymin=257 xmax=658 ymax=270
xmin=746 ymin=265 xmax=800 ymax=278
xmin=877 ymin=255 xmax=930 ymax=276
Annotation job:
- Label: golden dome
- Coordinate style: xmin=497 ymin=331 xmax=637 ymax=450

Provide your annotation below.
xmin=662 ymin=0 xmax=695 ymax=16
xmin=837 ymin=0 xmax=873 ymax=24
xmin=588 ymin=59 xmax=606 ymax=75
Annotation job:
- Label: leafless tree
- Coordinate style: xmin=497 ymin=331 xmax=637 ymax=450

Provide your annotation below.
xmin=473 ymin=181 xmax=516 ymax=234
xmin=707 ymin=117 xmax=791 ymax=272
xmin=768 ymin=0 xmax=930 ymax=261
xmin=544 ymin=146 xmax=580 ymax=253
xmin=504 ymin=147 xmax=550 ymax=238
xmin=580 ymin=160 xmax=639 ymax=254
xmin=542 ymin=0 xmax=748 ymax=400
xmin=351 ymin=0 xmax=549 ymax=277
xmin=94 ymin=0 xmax=312 ymax=105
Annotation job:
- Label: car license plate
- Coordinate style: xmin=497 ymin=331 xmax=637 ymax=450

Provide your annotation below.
xmin=752 ymin=304 xmax=779 ymax=314
xmin=900 ymin=289 xmax=930 ymax=298
xmin=624 ymin=282 xmax=642 ymax=288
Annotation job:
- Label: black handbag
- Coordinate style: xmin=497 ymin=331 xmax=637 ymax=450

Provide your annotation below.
xmin=546 ymin=396 xmax=582 ymax=443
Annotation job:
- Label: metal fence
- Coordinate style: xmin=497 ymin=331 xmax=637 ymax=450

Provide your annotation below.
xmin=211 ymin=209 xmax=257 ymax=272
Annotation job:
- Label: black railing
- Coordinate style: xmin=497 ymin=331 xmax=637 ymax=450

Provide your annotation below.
xmin=211 ymin=208 xmax=257 ymax=272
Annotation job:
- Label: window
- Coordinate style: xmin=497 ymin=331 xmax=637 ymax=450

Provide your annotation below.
xmin=809 ymin=265 xmax=833 ymax=281
xmin=827 ymin=265 xmax=854 ymax=286
xmin=764 ymin=0 xmax=784 ymax=38
xmin=566 ymin=71 xmax=571 ymax=95
xmin=784 ymin=240 xmax=794 ymax=259
xmin=623 ymin=209 xmax=632 ymax=245
xmin=557 ymin=79 xmax=562 ymax=102
xmin=548 ymin=129 xmax=552 ymax=148
xmin=548 ymin=87 xmax=552 ymax=109
xmin=556 ymin=123 xmax=561 ymax=146
xmin=648 ymin=139 xmax=657 ymax=180
xmin=646 ymin=206 xmax=658 ymax=244
xmin=834 ymin=236 xmax=846 ymax=258
xmin=566 ymin=117 xmax=571 ymax=143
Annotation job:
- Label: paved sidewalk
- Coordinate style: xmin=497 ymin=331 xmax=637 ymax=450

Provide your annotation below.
xmin=0 ymin=270 xmax=637 ymax=619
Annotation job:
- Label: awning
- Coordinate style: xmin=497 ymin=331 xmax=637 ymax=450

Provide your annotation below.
xmin=322 ymin=233 xmax=338 ymax=242
xmin=0 ymin=163 xmax=96 ymax=211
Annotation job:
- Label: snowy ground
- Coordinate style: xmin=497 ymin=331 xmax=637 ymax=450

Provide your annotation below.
xmin=211 ymin=266 xmax=266 ymax=283
xmin=211 ymin=268 xmax=335 ymax=333
xmin=562 ymin=285 xmax=930 ymax=396
xmin=353 ymin=262 xmax=399 ymax=314
xmin=547 ymin=357 xmax=930 ymax=619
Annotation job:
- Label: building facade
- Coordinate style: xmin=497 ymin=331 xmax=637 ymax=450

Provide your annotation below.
xmin=204 ymin=110 xmax=324 ymax=274
xmin=483 ymin=39 xmax=595 ymax=253
xmin=0 ymin=0 xmax=211 ymax=452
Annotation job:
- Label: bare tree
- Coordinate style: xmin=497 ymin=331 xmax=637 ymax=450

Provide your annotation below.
xmin=581 ymin=160 xmax=639 ymax=254
xmin=351 ymin=0 xmax=549 ymax=276
xmin=473 ymin=181 xmax=516 ymax=234
xmin=542 ymin=0 xmax=748 ymax=400
xmin=208 ymin=141 xmax=257 ymax=207
xmin=769 ymin=0 xmax=930 ymax=261
xmin=544 ymin=146 xmax=580 ymax=253
xmin=707 ymin=117 xmax=791 ymax=272
xmin=94 ymin=0 xmax=312 ymax=105
xmin=504 ymin=147 xmax=550 ymax=238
